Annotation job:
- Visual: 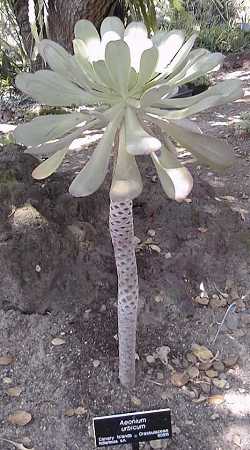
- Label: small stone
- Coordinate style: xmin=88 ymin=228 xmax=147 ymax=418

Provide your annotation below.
xmin=146 ymin=355 xmax=155 ymax=364
xmin=93 ymin=360 xmax=100 ymax=368
xmin=74 ymin=406 xmax=87 ymax=416
xmin=156 ymin=346 xmax=170 ymax=366
xmin=3 ymin=377 xmax=12 ymax=384
xmin=155 ymin=294 xmax=164 ymax=303
xmin=157 ymin=371 xmax=164 ymax=380
xmin=65 ymin=408 xmax=75 ymax=417
xmin=213 ymin=361 xmax=225 ymax=373
xmin=35 ymin=264 xmax=41 ymax=272
xmin=191 ymin=344 xmax=213 ymax=362
xmin=207 ymin=394 xmax=224 ymax=405
xmin=131 ymin=396 xmax=141 ymax=407
xmin=0 ymin=355 xmax=15 ymax=365
xmin=164 ymin=252 xmax=172 ymax=260
xmin=223 ymin=355 xmax=239 ymax=368
xmin=51 ymin=337 xmax=65 ymax=346
xmin=187 ymin=366 xmax=199 ymax=378
xmin=232 ymin=434 xmax=241 ymax=447
xmin=7 ymin=410 xmax=32 ymax=426
xmin=186 ymin=352 xmax=197 ymax=364
xmin=205 ymin=369 xmax=218 ymax=378
xmin=147 ymin=229 xmax=156 ymax=237
xmin=210 ymin=295 xmax=227 ymax=309
xmin=150 ymin=244 xmax=161 ymax=254
xmin=171 ymin=372 xmax=189 ymax=387
xmin=150 ymin=439 xmax=168 ymax=449
xmin=212 ymin=378 xmax=227 ymax=389
xmin=172 ymin=425 xmax=181 ymax=435
xmin=199 ymin=382 xmax=211 ymax=394
xmin=210 ymin=413 xmax=220 ymax=421
xmin=194 ymin=296 xmax=209 ymax=306
xmin=160 ymin=392 xmax=168 ymax=401
xmin=99 ymin=304 xmax=106 ymax=313
xmin=7 ymin=386 xmax=23 ymax=397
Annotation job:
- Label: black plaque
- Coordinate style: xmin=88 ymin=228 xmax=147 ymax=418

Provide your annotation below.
xmin=93 ymin=409 xmax=172 ymax=447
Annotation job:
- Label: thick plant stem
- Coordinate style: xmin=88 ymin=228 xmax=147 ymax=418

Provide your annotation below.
xmin=109 ymin=200 xmax=139 ymax=387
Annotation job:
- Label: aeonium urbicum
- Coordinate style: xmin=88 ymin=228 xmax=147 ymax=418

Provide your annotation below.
xmin=14 ymin=17 xmax=243 ymax=387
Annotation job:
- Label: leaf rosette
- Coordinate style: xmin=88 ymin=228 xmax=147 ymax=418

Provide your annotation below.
xmin=14 ymin=17 xmax=243 ymax=201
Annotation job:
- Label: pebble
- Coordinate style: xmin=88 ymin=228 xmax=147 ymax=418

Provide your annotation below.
xmin=210 ymin=413 xmax=220 ymax=421
xmin=213 ymin=361 xmax=225 ymax=373
xmin=147 ymin=229 xmax=156 ymax=237
xmin=223 ymin=355 xmax=239 ymax=368
xmin=157 ymin=371 xmax=164 ymax=380
xmin=212 ymin=378 xmax=227 ymax=389
xmin=210 ymin=295 xmax=227 ymax=308
xmin=171 ymin=372 xmax=189 ymax=387
xmin=205 ymin=369 xmax=218 ymax=378
xmin=161 ymin=392 xmax=168 ymax=401
xmin=164 ymin=252 xmax=172 ymax=259
xmin=93 ymin=360 xmax=100 ymax=368
xmin=194 ymin=296 xmax=209 ymax=306
xmin=187 ymin=366 xmax=199 ymax=378
xmin=131 ymin=396 xmax=141 ymax=407
xmin=146 ymin=355 xmax=155 ymax=364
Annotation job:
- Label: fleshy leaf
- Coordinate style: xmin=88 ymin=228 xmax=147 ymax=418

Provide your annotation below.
xmin=124 ymin=22 xmax=152 ymax=71
xmin=38 ymin=39 xmax=91 ymax=89
xmin=74 ymin=19 xmax=100 ymax=61
xmin=131 ymin=47 xmax=158 ymax=93
xmin=69 ymin=113 xmax=123 ymax=197
xmin=100 ymin=17 xmax=125 ymax=38
xmin=125 ymin=107 xmax=161 ymax=155
xmin=110 ymin=124 xmax=143 ymax=201
xmin=16 ymin=71 xmax=99 ymax=106
xmin=152 ymin=30 xmax=185 ymax=72
xmin=105 ymin=40 xmax=131 ymax=96
xmin=14 ymin=112 xmax=89 ymax=146
xmin=32 ymin=148 xmax=68 ymax=179
xmin=151 ymin=143 xmax=193 ymax=201
xmin=158 ymin=119 xmax=235 ymax=169
xmin=168 ymin=52 xmax=224 ymax=86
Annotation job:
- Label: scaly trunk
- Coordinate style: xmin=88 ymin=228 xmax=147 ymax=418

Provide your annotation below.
xmin=109 ymin=200 xmax=139 ymax=387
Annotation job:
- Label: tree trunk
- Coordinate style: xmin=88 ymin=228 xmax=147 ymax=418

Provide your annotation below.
xmin=12 ymin=0 xmax=124 ymax=56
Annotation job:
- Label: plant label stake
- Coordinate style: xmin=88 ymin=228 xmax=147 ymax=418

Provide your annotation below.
xmin=93 ymin=408 xmax=172 ymax=448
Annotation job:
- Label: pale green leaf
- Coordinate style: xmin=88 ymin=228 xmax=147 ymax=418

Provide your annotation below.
xmin=14 ymin=112 xmax=89 ymax=146
xmin=16 ymin=71 xmax=99 ymax=106
xmin=73 ymin=39 xmax=102 ymax=89
xmin=69 ymin=113 xmax=123 ymax=197
xmin=125 ymin=107 xmax=161 ymax=155
xmin=163 ymin=33 xmax=197 ymax=76
xmin=38 ymin=39 xmax=91 ymax=89
xmin=124 ymin=22 xmax=152 ymax=71
xmin=32 ymin=148 xmax=68 ymax=179
xmin=110 ymin=124 xmax=143 ymax=201
xmin=74 ymin=19 xmax=100 ymax=61
xmin=147 ymin=79 xmax=243 ymax=119
xmin=152 ymin=30 xmax=185 ymax=72
xmin=152 ymin=150 xmax=193 ymax=201
xmin=141 ymin=84 xmax=179 ymax=108
xmin=158 ymin=120 xmax=235 ymax=169
xmin=100 ymin=17 xmax=125 ymax=38
xmin=131 ymin=47 xmax=158 ymax=93
xmin=168 ymin=52 xmax=224 ymax=86
xmin=105 ymin=40 xmax=131 ymax=96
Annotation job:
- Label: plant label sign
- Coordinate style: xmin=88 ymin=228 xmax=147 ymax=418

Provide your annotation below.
xmin=93 ymin=408 xmax=172 ymax=447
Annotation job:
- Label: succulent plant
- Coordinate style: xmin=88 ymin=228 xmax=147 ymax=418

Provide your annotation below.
xmin=14 ymin=17 xmax=243 ymax=387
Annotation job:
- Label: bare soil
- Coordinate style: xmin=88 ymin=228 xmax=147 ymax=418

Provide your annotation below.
xmin=0 ymin=54 xmax=250 ymax=450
